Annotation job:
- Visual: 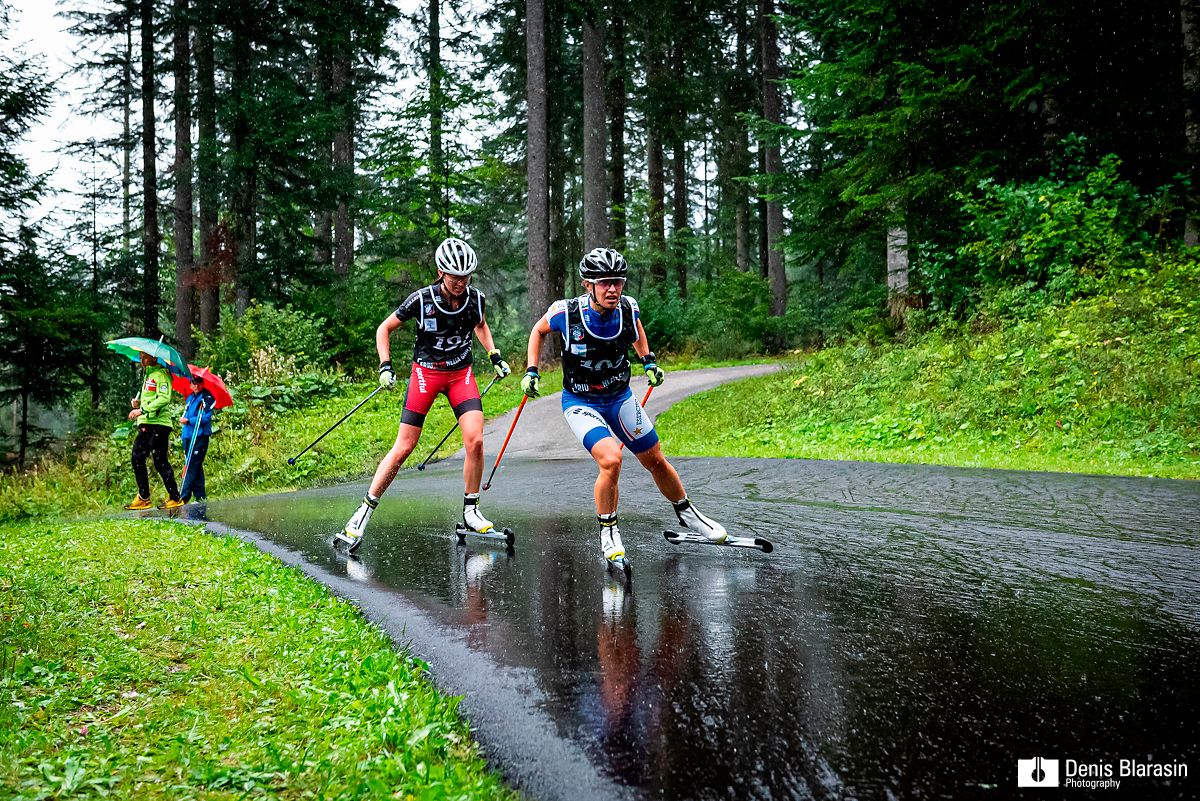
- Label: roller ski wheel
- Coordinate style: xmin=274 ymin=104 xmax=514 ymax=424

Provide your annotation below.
xmin=333 ymin=529 xmax=365 ymax=554
xmin=455 ymin=522 xmax=515 ymax=547
xmin=663 ymin=529 xmax=774 ymax=553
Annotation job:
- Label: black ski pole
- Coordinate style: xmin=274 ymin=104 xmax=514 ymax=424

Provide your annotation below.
xmin=288 ymin=386 xmax=385 ymax=465
xmin=417 ymin=375 xmax=501 ymax=471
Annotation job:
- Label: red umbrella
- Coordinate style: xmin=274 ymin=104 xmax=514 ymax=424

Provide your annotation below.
xmin=171 ymin=364 xmax=233 ymax=409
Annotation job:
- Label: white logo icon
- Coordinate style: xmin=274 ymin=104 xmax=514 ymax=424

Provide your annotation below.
xmin=1017 ymin=757 xmax=1060 ymax=787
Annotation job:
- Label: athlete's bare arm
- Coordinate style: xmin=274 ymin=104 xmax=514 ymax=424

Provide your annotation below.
xmin=527 ymin=313 xmax=553 ymax=368
xmin=474 ymin=319 xmax=498 ymax=352
xmin=376 ymin=314 xmax=403 ymax=363
xmin=632 ymin=319 xmax=651 ymax=361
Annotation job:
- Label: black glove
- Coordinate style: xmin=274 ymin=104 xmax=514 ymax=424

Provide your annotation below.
xmin=488 ymin=349 xmax=511 ymax=379
xmin=378 ymin=360 xmax=396 ymax=390
xmin=521 ymin=367 xmax=541 ymax=398
xmin=642 ymin=351 xmax=664 ymax=387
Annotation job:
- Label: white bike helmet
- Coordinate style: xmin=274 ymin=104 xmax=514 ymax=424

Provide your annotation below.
xmin=435 ymin=237 xmax=478 ymax=276
xmin=578 ymin=247 xmax=629 ymax=281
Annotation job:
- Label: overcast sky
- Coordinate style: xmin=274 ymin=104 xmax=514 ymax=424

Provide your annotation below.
xmin=9 ymin=0 xmax=102 ymax=231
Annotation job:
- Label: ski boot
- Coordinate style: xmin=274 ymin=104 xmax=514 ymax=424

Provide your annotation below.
xmin=672 ymin=497 xmax=728 ymax=543
xmin=124 ymin=495 xmax=153 ymax=511
xmin=456 ymin=494 xmax=515 ymax=546
xmin=599 ymin=514 xmax=631 ymax=578
xmin=335 ymin=495 xmax=377 ymax=553
xmin=463 ymin=496 xmax=496 ymax=534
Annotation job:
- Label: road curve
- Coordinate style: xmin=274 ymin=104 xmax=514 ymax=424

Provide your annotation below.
xmin=455 ymin=363 xmax=782 ymax=462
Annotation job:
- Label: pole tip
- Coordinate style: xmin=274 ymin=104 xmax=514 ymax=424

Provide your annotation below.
xmin=417 ymin=464 xmax=426 ymax=471
xmin=287 ymin=458 xmax=295 ymax=465
xmin=482 ymin=483 xmax=491 ymax=491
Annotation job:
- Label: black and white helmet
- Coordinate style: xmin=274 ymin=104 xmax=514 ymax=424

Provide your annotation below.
xmin=435 ymin=237 xmax=478 ymax=276
xmin=578 ymin=248 xmax=629 ymax=281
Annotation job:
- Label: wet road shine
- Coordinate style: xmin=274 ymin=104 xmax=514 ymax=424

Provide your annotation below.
xmin=195 ymin=457 xmax=1200 ymax=800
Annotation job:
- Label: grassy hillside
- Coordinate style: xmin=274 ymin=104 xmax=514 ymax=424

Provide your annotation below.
xmin=658 ymin=253 xmax=1200 ymax=479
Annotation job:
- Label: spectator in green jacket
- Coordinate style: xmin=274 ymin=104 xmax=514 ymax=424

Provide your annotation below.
xmin=124 ymin=352 xmax=183 ymax=510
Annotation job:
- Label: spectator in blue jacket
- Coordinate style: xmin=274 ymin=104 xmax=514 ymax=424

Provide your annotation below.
xmin=179 ymin=376 xmax=217 ymax=503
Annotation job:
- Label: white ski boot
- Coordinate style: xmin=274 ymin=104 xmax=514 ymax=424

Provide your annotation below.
xmin=673 ymin=498 xmax=728 ymax=543
xmin=335 ymin=495 xmax=377 ymax=552
xmin=599 ymin=514 xmax=626 ymax=564
xmin=462 ymin=495 xmax=495 ymax=534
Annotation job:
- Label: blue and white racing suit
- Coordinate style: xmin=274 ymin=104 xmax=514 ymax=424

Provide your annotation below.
xmin=546 ymin=295 xmax=659 ymax=454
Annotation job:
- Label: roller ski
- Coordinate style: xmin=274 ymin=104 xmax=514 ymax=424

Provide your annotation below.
xmin=663 ymin=529 xmax=774 ymax=553
xmin=663 ymin=497 xmax=774 ymax=553
xmin=455 ymin=494 xmax=515 ymax=547
xmin=334 ymin=495 xmax=376 ymax=554
xmin=599 ymin=514 xmax=632 ymax=580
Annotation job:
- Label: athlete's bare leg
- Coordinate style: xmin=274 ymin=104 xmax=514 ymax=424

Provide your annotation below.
xmin=634 ymin=442 xmax=686 ymax=502
xmin=369 ymin=423 xmax=422 ymax=497
xmin=459 ymin=410 xmax=485 ymax=493
xmin=590 ymin=437 xmax=624 ymax=515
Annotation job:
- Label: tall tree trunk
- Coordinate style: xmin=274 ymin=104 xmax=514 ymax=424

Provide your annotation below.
xmin=645 ymin=28 xmax=667 ymax=284
xmin=647 ymin=131 xmax=666 ymax=283
xmin=757 ymin=145 xmax=768 ymax=278
xmin=733 ymin=4 xmax=751 ymax=272
xmin=735 ymin=199 xmax=749 ymax=271
xmin=672 ymin=136 xmax=688 ymax=297
xmin=608 ymin=12 xmax=626 ymax=247
xmin=332 ymin=55 xmax=354 ymax=278
xmin=89 ymin=142 xmax=101 ymax=408
xmin=141 ymin=0 xmax=161 ymax=336
xmin=313 ymin=57 xmax=332 ymax=268
xmin=231 ymin=21 xmax=254 ymax=315
xmin=123 ymin=13 xmax=134 ymax=252
xmin=1183 ymin=0 xmax=1200 ymax=245
xmin=759 ymin=0 xmax=786 ymax=316
xmin=886 ymin=223 xmax=911 ymax=322
xmin=429 ymin=0 xmax=446 ymax=233
xmin=526 ymin=0 xmax=553 ymax=358
xmin=18 ymin=390 xmax=28 ymax=470
xmin=583 ymin=15 xmax=608 ymax=250
xmin=173 ymin=0 xmax=194 ymax=357
xmin=195 ymin=0 xmax=219 ymax=334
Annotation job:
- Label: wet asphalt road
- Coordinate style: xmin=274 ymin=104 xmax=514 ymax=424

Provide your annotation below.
xmin=181 ymin=455 xmax=1200 ymax=801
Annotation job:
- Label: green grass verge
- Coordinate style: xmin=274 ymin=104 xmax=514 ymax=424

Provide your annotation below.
xmin=658 ymin=257 xmax=1200 ymax=479
xmin=0 ymin=519 xmax=519 ymax=801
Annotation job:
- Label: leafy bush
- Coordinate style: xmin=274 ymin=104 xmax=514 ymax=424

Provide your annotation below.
xmin=919 ymin=138 xmax=1171 ymax=318
xmin=639 ymin=272 xmax=779 ymax=358
xmin=194 ymin=302 xmax=327 ymax=379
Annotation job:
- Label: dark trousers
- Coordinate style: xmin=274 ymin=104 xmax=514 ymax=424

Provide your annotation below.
xmin=179 ymin=433 xmax=210 ymax=501
xmin=132 ymin=424 xmax=180 ymax=501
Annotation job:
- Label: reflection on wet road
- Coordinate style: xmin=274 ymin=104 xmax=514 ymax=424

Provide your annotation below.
xmin=194 ymin=457 xmax=1200 ymax=800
